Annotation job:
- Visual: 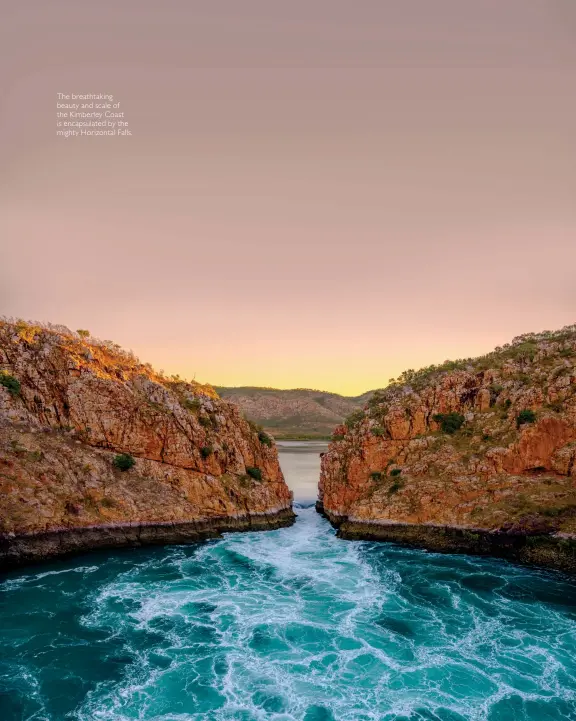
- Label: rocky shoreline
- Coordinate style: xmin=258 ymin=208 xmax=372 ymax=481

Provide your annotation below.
xmin=1 ymin=507 xmax=296 ymax=571
xmin=0 ymin=320 xmax=296 ymax=572
xmin=316 ymin=501 xmax=576 ymax=574
xmin=318 ymin=326 xmax=576 ymax=574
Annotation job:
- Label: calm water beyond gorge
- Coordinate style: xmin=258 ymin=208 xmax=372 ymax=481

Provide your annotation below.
xmin=2 ymin=444 xmax=576 ymax=720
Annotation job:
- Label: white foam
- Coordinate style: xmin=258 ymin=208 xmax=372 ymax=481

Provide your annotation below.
xmin=4 ymin=507 xmax=576 ymax=721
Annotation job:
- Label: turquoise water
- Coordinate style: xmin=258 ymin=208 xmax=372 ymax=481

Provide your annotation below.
xmin=1 ymin=445 xmax=576 ymax=720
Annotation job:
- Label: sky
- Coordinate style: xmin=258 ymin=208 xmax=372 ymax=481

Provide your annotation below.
xmin=1 ymin=1 xmax=575 ymax=395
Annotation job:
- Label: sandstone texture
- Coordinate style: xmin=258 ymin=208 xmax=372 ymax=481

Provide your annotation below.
xmin=0 ymin=320 xmax=293 ymax=568
xmin=319 ymin=325 xmax=576 ymax=572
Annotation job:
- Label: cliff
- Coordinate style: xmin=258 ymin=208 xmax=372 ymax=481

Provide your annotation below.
xmin=0 ymin=320 xmax=293 ymax=569
xmin=216 ymin=386 xmax=372 ymax=439
xmin=319 ymin=325 xmax=576 ymax=572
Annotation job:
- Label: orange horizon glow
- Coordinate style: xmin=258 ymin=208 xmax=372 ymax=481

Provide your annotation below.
xmin=5 ymin=314 xmax=575 ymax=398
xmin=2 ymin=3 xmax=575 ymax=397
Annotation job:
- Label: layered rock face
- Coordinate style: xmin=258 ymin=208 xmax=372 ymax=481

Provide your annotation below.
xmin=319 ymin=326 xmax=576 ymax=571
xmin=0 ymin=320 xmax=293 ymax=568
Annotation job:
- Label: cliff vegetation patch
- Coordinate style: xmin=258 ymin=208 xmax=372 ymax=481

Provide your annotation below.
xmin=0 ymin=372 xmax=21 ymax=397
xmin=432 ymin=412 xmax=465 ymax=435
xmin=113 ymin=453 xmax=136 ymax=471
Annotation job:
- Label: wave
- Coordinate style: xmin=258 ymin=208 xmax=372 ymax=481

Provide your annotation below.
xmin=1 ymin=508 xmax=576 ymax=720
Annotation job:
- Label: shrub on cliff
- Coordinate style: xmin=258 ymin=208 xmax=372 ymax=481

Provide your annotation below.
xmin=183 ymin=397 xmax=201 ymax=412
xmin=201 ymin=445 xmax=213 ymax=458
xmin=0 ymin=372 xmax=21 ymax=397
xmin=390 ymin=468 xmax=402 ymax=477
xmin=388 ymin=479 xmax=404 ymax=495
xmin=258 ymin=431 xmax=272 ymax=447
xmin=433 ymin=412 xmax=465 ymax=435
xmin=246 ymin=466 xmax=262 ymax=481
xmin=113 ymin=453 xmax=136 ymax=471
xmin=517 ymin=410 xmax=536 ymax=428
xmin=344 ymin=410 xmax=365 ymax=429
xmin=76 ymin=329 xmax=90 ymax=338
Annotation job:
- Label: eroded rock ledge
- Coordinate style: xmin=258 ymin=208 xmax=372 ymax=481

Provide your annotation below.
xmin=317 ymin=502 xmax=576 ymax=574
xmin=1 ymin=508 xmax=295 ymax=570
xmin=318 ymin=324 xmax=576 ymax=573
xmin=0 ymin=319 xmax=294 ymax=569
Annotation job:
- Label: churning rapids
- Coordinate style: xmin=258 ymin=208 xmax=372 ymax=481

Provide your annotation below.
xmin=2 ymin=444 xmax=576 ymax=720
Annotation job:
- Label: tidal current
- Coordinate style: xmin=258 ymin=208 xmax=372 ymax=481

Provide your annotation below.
xmin=1 ymin=442 xmax=576 ymax=720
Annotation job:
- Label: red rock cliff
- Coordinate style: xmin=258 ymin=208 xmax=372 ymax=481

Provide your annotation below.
xmin=319 ymin=325 xmax=576 ymax=544
xmin=0 ymin=320 xmax=293 ymax=567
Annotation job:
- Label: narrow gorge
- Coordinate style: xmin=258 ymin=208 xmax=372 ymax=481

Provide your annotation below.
xmin=2 ymin=321 xmax=576 ymax=720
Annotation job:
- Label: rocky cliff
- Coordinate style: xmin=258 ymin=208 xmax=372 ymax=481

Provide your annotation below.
xmin=0 ymin=320 xmax=293 ymax=569
xmin=319 ymin=325 xmax=576 ymax=572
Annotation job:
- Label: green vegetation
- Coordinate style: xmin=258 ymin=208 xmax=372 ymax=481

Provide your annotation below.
xmin=200 ymin=445 xmax=213 ymax=458
xmin=388 ymin=479 xmax=404 ymax=495
xmin=76 ymin=329 xmax=90 ymax=338
xmin=344 ymin=409 xmax=365 ymax=429
xmin=258 ymin=430 xmax=273 ymax=447
xmin=183 ymin=397 xmax=201 ymax=412
xmin=540 ymin=502 xmax=576 ymax=518
xmin=113 ymin=453 xmax=136 ymax=471
xmin=247 ymin=419 xmax=261 ymax=434
xmin=246 ymin=466 xmax=262 ymax=481
xmin=369 ymin=471 xmax=382 ymax=481
xmin=509 ymin=341 xmax=538 ymax=361
xmin=199 ymin=415 xmax=211 ymax=427
xmin=517 ymin=409 xmax=536 ymax=428
xmin=390 ymin=468 xmax=402 ymax=477
xmin=489 ymin=384 xmax=503 ymax=406
xmin=370 ymin=426 xmax=385 ymax=437
xmin=380 ymin=325 xmax=576 ymax=394
xmin=0 ymin=372 xmax=21 ymax=397
xmin=332 ymin=432 xmax=345 ymax=442
xmin=433 ymin=412 xmax=465 ymax=435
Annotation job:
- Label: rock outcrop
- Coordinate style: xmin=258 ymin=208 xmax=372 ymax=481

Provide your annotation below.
xmin=319 ymin=325 xmax=576 ymax=572
xmin=0 ymin=320 xmax=293 ymax=569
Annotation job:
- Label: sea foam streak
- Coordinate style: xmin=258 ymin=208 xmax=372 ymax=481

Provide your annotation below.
xmin=1 ymin=507 xmax=576 ymax=720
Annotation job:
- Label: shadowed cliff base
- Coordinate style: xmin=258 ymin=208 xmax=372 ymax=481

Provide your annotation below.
xmin=0 ymin=508 xmax=296 ymax=571
xmin=316 ymin=501 xmax=576 ymax=574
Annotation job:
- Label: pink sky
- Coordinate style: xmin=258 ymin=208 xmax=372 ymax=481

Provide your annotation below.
xmin=1 ymin=2 xmax=575 ymax=395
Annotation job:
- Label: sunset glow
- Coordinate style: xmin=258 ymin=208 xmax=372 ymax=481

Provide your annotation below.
xmin=2 ymin=2 xmax=575 ymax=396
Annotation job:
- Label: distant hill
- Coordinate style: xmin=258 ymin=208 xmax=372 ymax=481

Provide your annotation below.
xmin=215 ymin=387 xmax=375 ymax=439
